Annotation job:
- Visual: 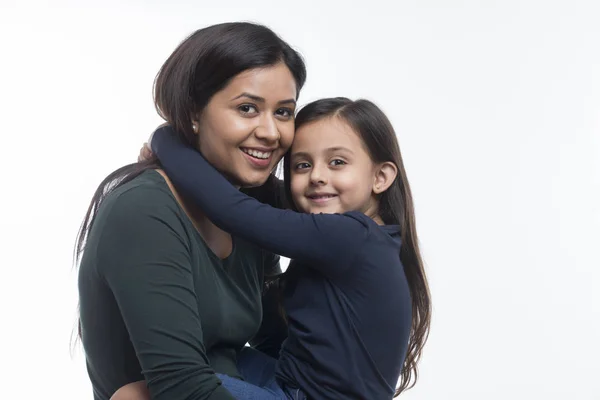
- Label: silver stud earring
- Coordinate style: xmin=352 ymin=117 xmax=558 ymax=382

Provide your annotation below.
xmin=192 ymin=124 xmax=199 ymax=134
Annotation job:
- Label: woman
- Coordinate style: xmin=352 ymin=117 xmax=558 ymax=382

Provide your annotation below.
xmin=76 ymin=22 xmax=306 ymax=400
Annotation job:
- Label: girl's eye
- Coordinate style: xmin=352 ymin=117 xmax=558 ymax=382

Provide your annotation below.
xmin=330 ymin=159 xmax=346 ymax=166
xmin=276 ymin=108 xmax=294 ymax=119
xmin=239 ymin=104 xmax=258 ymax=115
xmin=295 ymin=162 xmax=311 ymax=170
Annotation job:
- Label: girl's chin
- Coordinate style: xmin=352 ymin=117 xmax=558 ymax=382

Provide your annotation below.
xmin=303 ymin=205 xmax=343 ymax=215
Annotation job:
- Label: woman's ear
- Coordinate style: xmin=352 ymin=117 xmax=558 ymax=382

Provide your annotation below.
xmin=191 ymin=112 xmax=202 ymax=135
xmin=373 ymin=161 xmax=398 ymax=194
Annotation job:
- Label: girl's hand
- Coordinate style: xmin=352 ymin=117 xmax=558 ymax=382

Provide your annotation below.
xmin=138 ymin=127 xmax=160 ymax=162
xmin=137 ymin=142 xmax=153 ymax=163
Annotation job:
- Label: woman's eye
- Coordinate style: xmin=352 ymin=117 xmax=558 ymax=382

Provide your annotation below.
xmin=276 ymin=108 xmax=294 ymax=118
xmin=330 ymin=159 xmax=346 ymax=166
xmin=239 ymin=104 xmax=258 ymax=115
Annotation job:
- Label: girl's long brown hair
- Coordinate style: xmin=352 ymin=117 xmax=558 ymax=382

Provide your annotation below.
xmin=284 ymin=98 xmax=431 ymax=396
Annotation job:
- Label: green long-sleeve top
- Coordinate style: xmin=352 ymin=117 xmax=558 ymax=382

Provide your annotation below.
xmin=78 ymin=170 xmax=286 ymax=400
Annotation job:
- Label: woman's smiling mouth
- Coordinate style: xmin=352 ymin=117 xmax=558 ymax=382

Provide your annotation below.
xmin=241 ymin=147 xmax=275 ymax=168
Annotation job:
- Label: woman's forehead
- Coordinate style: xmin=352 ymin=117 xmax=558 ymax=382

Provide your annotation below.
xmin=218 ymin=64 xmax=297 ymax=102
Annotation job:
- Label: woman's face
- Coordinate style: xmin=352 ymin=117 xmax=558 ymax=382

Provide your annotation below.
xmin=195 ymin=63 xmax=297 ymax=188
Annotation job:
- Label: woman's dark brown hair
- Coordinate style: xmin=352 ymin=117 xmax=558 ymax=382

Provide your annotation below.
xmin=74 ymin=22 xmax=306 ymax=333
xmin=284 ymin=97 xmax=431 ymax=396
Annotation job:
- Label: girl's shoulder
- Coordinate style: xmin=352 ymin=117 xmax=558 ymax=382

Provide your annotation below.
xmin=342 ymin=211 xmax=402 ymax=244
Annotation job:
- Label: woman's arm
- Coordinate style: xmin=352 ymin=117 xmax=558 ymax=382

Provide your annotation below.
xmin=110 ymin=381 xmax=149 ymax=400
xmin=99 ymin=187 xmax=234 ymax=400
xmin=151 ymin=126 xmax=370 ymax=277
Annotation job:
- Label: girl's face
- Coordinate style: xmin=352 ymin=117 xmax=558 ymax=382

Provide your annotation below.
xmin=195 ymin=63 xmax=297 ymax=188
xmin=290 ymin=117 xmax=381 ymax=218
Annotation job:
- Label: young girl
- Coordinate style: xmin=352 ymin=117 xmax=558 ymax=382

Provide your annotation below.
xmin=120 ymin=98 xmax=430 ymax=399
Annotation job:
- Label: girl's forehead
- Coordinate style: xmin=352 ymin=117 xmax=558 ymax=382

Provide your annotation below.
xmin=292 ymin=118 xmax=361 ymax=151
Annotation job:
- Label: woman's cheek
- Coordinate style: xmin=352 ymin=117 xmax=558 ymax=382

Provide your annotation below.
xmin=280 ymin=124 xmax=296 ymax=151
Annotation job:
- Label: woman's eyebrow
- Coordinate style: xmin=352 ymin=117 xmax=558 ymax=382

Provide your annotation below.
xmin=231 ymin=92 xmax=296 ymax=105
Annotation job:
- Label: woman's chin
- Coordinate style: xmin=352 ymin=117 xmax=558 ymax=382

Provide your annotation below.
xmin=236 ymin=173 xmax=273 ymax=189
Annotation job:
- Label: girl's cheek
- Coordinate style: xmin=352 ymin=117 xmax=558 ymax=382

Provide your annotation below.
xmin=290 ymin=176 xmax=304 ymax=199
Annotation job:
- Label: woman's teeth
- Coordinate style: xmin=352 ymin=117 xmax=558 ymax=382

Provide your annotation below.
xmin=243 ymin=149 xmax=271 ymax=159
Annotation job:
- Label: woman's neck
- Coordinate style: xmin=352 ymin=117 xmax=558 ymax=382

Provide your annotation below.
xmin=156 ymin=169 xmax=233 ymax=259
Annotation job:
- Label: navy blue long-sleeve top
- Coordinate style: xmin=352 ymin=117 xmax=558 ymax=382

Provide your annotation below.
xmin=152 ymin=126 xmax=413 ymax=400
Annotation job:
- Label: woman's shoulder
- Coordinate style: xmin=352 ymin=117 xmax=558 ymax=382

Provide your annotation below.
xmin=111 ymin=168 xmax=170 ymax=196
xmin=94 ymin=169 xmax=183 ymax=231
xmin=81 ymin=170 xmax=192 ymax=272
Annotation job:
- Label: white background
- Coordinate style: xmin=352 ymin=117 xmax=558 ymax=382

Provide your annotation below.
xmin=1 ymin=0 xmax=599 ymax=399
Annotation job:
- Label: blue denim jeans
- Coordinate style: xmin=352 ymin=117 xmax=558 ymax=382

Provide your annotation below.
xmin=216 ymin=347 xmax=306 ymax=400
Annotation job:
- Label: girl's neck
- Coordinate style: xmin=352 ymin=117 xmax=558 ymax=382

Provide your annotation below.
xmin=371 ymin=215 xmax=385 ymax=225
xmin=364 ymin=198 xmax=385 ymax=226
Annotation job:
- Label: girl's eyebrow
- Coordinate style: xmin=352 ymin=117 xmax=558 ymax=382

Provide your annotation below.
xmin=291 ymin=147 xmax=354 ymax=160
xmin=326 ymin=146 xmax=354 ymax=155
xmin=290 ymin=151 xmax=310 ymax=160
